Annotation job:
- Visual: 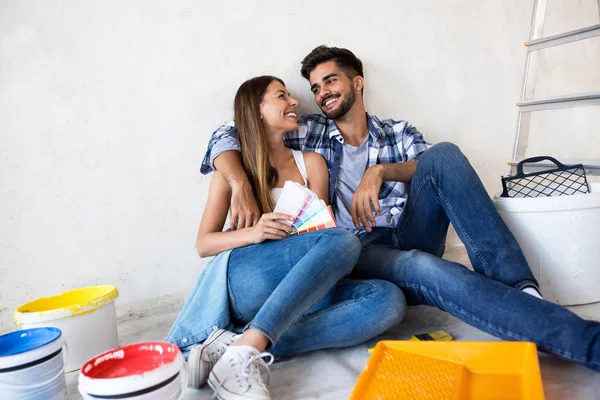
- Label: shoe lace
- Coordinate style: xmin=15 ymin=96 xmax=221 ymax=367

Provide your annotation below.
xmin=207 ymin=335 xmax=238 ymax=364
xmin=210 ymin=351 xmax=274 ymax=399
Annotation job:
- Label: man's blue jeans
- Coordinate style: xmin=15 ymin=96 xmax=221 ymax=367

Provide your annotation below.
xmin=351 ymin=142 xmax=600 ymax=371
xmin=227 ymin=229 xmax=406 ymax=358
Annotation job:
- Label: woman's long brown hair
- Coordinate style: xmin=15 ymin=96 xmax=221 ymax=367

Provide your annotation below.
xmin=234 ymin=76 xmax=284 ymax=214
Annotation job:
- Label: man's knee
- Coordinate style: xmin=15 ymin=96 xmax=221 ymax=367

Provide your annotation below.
xmin=420 ymin=142 xmax=463 ymax=165
xmin=434 ymin=141 xmax=460 ymax=151
xmin=416 ymin=142 xmax=474 ymax=182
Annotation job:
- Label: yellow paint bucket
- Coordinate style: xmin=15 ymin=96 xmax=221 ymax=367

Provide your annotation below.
xmin=14 ymin=285 xmax=119 ymax=372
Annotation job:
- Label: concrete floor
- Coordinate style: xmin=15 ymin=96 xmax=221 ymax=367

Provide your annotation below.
xmin=66 ymin=247 xmax=600 ymax=399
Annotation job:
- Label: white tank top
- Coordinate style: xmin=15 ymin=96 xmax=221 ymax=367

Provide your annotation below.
xmin=270 ymin=150 xmax=308 ymax=203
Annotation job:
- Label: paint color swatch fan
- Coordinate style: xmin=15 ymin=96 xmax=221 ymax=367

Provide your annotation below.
xmin=274 ymin=181 xmax=336 ymax=234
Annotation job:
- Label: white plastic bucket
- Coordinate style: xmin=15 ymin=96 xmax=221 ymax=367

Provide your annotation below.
xmin=78 ymin=341 xmax=186 ymax=400
xmin=0 ymin=327 xmax=67 ymax=400
xmin=493 ymin=182 xmax=600 ymax=305
xmin=14 ymin=285 xmax=119 ymax=372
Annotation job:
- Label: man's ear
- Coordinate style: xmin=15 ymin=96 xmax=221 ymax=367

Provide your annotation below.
xmin=353 ymin=76 xmax=364 ymax=93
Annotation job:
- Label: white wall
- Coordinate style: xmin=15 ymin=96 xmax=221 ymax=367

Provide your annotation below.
xmin=1 ymin=0 xmax=599 ymax=332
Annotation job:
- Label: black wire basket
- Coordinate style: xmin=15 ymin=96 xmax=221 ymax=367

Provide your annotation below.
xmin=501 ymin=156 xmax=590 ymax=198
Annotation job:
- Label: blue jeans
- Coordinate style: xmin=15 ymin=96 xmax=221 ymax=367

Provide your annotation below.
xmin=227 ymin=229 xmax=406 ymax=358
xmin=350 ymin=143 xmax=600 ymax=371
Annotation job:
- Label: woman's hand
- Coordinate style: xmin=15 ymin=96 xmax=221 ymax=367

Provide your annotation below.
xmin=249 ymin=213 xmax=295 ymax=244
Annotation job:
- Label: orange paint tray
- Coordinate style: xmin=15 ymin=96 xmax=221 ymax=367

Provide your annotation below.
xmin=350 ymin=341 xmax=544 ymax=400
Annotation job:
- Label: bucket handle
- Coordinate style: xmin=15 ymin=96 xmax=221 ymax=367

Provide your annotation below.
xmin=515 ymin=156 xmax=568 ymax=176
xmin=0 ymin=344 xmax=68 ymax=389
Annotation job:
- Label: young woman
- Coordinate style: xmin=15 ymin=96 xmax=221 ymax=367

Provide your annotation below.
xmin=166 ymin=76 xmax=407 ymax=400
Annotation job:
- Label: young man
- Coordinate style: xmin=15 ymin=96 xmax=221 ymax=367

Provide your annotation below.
xmin=200 ymin=46 xmax=600 ymax=373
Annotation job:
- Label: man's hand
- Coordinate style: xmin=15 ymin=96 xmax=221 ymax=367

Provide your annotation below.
xmin=230 ymin=181 xmax=260 ymax=230
xmin=351 ymin=165 xmax=383 ymax=232
xmin=212 ymin=150 xmax=260 ymax=230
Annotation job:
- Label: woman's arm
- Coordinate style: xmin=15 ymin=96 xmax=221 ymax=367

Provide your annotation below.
xmin=303 ymin=152 xmax=329 ymax=204
xmin=196 ymin=171 xmax=293 ymax=258
xmin=196 ymin=171 xmax=252 ymax=257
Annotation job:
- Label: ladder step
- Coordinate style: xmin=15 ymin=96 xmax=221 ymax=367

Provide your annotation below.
xmin=526 ymin=24 xmax=600 ymax=51
xmin=517 ymin=91 xmax=600 ymax=112
xmin=509 ymin=158 xmax=600 ymax=176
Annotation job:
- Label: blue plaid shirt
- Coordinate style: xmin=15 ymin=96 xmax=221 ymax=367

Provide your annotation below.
xmin=201 ymin=113 xmax=431 ymax=227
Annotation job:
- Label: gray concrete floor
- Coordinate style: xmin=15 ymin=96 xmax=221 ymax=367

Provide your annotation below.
xmin=66 ymin=247 xmax=600 ymax=399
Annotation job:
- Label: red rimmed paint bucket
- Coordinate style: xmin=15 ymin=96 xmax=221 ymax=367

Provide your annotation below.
xmin=78 ymin=342 xmax=185 ymax=400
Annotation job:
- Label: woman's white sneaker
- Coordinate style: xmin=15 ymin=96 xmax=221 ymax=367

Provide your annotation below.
xmin=188 ymin=329 xmax=238 ymax=388
xmin=207 ymin=345 xmax=274 ymax=400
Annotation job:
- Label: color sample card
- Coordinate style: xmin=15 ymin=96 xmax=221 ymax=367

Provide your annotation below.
xmin=273 ymin=181 xmax=336 ymax=234
xmin=273 ymin=181 xmax=313 ymax=218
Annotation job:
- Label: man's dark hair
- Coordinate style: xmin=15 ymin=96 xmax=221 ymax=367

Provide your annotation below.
xmin=300 ymin=45 xmax=364 ymax=81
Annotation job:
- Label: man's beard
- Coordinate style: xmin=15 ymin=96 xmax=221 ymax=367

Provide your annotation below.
xmin=321 ymin=90 xmax=355 ymax=120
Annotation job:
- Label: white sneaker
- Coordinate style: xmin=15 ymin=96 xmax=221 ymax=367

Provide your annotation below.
xmin=188 ymin=329 xmax=238 ymax=388
xmin=207 ymin=345 xmax=274 ymax=400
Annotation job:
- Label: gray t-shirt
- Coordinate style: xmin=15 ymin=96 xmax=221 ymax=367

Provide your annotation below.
xmin=335 ymin=137 xmax=395 ymax=230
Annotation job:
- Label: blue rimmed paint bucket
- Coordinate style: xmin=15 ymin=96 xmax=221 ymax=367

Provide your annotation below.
xmin=0 ymin=327 xmax=67 ymax=400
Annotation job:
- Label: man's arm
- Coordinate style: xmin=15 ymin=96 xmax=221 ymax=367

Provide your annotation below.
xmin=378 ymin=161 xmax=418 ymax=183
xmin=201 ymin=118 xmax=313 ymax=229
xmin=202 ymin=118 xmax=310 ymax=174
xmin=351 ymin=121 xmax=430 ymax=231
xmin=350 ymin=161 xmax=417 ymax=231
xmin=213 ymin=151 xmax=260 ymax=230
xmin=201 ymin=121 xmax=239 ymax=174
xmin=200 ymin=122 xmax=259 ymax=229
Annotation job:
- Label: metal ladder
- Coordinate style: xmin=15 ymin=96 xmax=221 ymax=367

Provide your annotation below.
xmin=511 ymin=0 xmax=600 ymax=175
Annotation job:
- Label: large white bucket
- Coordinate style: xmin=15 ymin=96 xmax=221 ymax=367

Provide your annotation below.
xmin=78 ymin=341 xmax=186 ymax=400
xmin=0 ymin=327 xmax=67 ymax=400
xmin=493 ymin=182 xmax=600 ymax=305
xmin=14 ymin=285 xmax=119 ymax=372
